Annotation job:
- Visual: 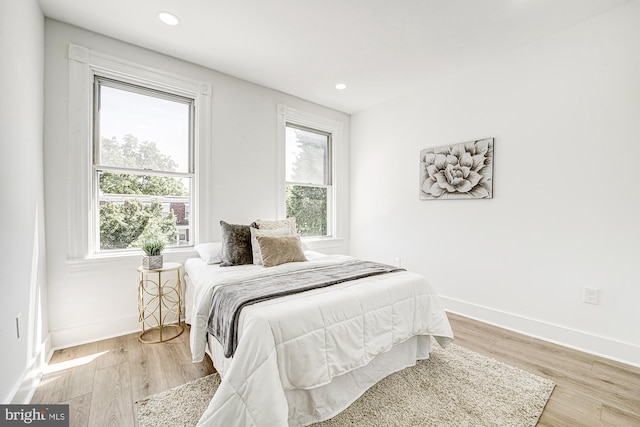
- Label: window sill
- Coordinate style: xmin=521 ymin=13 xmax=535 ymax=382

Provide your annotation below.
xmin=302 ymin=236 xmax=345 ymax=251
xmin=66 ymin=247 xmax=198 ymax=273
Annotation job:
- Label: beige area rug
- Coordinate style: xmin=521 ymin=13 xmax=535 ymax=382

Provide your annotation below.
xmin=136 ymin=343 xmax=554 ymax=427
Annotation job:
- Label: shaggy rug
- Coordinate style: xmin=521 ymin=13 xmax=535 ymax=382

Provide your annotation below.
xmin=136 ymin=343 xmax=554 ymax=427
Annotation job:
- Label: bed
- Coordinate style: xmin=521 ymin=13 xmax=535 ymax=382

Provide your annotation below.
xmin=185 ymin=221 xmax=453 ymax=427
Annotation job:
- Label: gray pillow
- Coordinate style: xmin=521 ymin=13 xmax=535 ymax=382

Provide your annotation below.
xmin=219 ymin=221 xmax=253 ymax=266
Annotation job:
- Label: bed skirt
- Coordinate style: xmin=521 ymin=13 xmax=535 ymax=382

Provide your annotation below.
xmin=205 ymin=332 xmax=433 ymax=426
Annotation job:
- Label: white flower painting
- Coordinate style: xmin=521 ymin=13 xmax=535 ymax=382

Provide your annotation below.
xmin=419 ymin=138 xmax=493 ymax=200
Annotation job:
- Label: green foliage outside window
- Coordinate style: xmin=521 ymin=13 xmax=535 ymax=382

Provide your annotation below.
xmin=98 ymin=135 xmax=187 ymax=250
xmin=286 ymin=185 xmax=327 ymax=237
xmin=100 ymin=199 xmax=176 ymax=250
xmin=99 ymin=172 xmax=187 ymax=198
xmin=101 ymin=134 xmax=181 ymax=172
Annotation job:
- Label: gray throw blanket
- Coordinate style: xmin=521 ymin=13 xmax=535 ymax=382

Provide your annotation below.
xmin=207 ymin=261 xmax=404 ymax=358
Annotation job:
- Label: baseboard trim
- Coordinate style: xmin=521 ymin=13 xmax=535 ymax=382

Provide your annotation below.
xmin=49 ymin=310 xmax=187 ymax=353
xmin=9 ymin=333 xmax=51 ymax=404
xmin=49 ymin=315 xmax=140 ymax=351
xmin=441 ymin=296 xmax=640 ymax=368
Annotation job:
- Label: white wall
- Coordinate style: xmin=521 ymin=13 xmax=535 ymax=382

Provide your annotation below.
xmin=0 ymin=0 xmax=48 ymax=403
xmin=43 ymin=20 xmax=350 ymax=349
xmin=350 ymin=1 xmax=640 ymax=366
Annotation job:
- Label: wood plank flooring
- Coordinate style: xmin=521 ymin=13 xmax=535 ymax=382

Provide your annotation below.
xmin=31 ymin=326 xmax=215 ymax=427
xmin=30 ymin=315 xmax=640 ymax=426
xmin=447 ymin=313 xmax=640 ymax=426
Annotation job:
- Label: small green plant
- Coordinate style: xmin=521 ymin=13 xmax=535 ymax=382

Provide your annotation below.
xmin=139 ymin=238 xmax=166 ymax=256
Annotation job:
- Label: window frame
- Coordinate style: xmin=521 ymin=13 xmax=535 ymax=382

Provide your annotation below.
xmin=284 ymin=122 xmax=333 ymax=237
xmin=67 ymin=44 xmax=212 ymax=260
xmin=277 ymin=105 xmax=343 ymax=241
xmin=92 ymin=77 xmax=196 ymax=253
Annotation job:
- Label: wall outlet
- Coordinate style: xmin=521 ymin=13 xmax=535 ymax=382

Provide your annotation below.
xmin=583 ymin=288 xmax=599 ymax=305
xmin=394 ymin=257 xmax=401 ymax=267
xmin=16 ymin=313 xmax=23 ymax=339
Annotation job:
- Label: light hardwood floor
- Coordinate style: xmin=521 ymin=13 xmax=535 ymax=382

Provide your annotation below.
xmin=30 ymin=326 xmax=215 ymax=427
xmin=31 ymin=315 xmax=640 ymax=426
xmin=447 ymin=313 xmax=640 ymax=426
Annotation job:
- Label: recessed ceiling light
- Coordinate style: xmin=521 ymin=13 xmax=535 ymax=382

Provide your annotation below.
xmin=335 ymin=83 xmax=347 ymax=90
xmin=158 ymin=11 xmax=180 ymax=26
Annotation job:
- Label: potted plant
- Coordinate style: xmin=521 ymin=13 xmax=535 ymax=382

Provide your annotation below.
xmin=140 ymin=237 xmax=166 ymax=270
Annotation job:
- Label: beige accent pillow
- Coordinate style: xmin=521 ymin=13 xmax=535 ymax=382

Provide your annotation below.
xmin=256 ymin=235 xmax=307 ymax=267
xmin=250 ymin=226 xmax=291 ymax=265
xmin=254 ymin=217 xmax=297 ymax=234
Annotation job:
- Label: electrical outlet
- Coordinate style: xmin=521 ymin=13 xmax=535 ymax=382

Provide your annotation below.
xmin=394 ymin=257 xmax=401 ymax=267
xmin=16 ymin=313 xmax=23 ymax=339
xmin=583 ymin=288 xmax=599 ymax=305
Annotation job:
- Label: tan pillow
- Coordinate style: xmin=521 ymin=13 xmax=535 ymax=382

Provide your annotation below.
xmin=254 ymin=217 xmax=297 ymax=234
xmin=256 ymin=235 xmax=307 ymax=267
xmin=250 ymin=226 xmax=291 ymax=265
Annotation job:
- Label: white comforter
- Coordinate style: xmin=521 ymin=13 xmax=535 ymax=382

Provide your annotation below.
xmin=187 ymin=253 xmax=453 ymax=427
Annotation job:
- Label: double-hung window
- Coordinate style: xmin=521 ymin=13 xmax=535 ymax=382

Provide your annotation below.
xmin=93 ymin=77 xmax=194 ymax=252
xmin=285 ymin=123 xmax=333 ymax=237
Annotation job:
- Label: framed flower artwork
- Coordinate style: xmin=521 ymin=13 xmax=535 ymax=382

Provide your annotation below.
xmin=419 ymin=138 xmax=494 ymax=200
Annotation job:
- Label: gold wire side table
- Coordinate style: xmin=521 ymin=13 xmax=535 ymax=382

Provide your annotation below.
xmin=137 ymin=262 xmax=184 ymax=344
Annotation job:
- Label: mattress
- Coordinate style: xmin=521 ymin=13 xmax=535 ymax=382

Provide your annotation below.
xmin=184 ymin=251 xmax=453 ymax=427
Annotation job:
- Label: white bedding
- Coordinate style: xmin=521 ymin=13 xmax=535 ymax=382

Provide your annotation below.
xmin=185 ymin=251 xmax=453 ymax=427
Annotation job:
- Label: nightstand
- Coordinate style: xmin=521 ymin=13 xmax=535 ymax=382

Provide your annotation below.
xmin=137 ymin=262 xmax=184 ymax=343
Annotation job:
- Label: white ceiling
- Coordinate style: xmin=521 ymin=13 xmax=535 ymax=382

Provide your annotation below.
xmin=38 ymin=0 xmax=632 ymax=114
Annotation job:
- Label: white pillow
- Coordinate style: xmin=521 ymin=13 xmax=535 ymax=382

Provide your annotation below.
xmin=250 ymin=226 xmax=291 ymax=265
xmin=253 ymin=217 xmax=297 ymax=234
xmin=194 ymin=242 xmax=223 ymax=264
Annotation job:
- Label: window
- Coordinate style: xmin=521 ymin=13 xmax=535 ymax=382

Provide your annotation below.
xmin=93 ymin=77 xmax=194 ymax=252
xmin=277 ymin=105 xmax=343 ymax=243
xmin=67 ymin=44 xmax=211 ymax=261
xmin=285 ymin=123 xmax=331 ymax=236
xmin=285 ymin=123 xmax=333 ymax=237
